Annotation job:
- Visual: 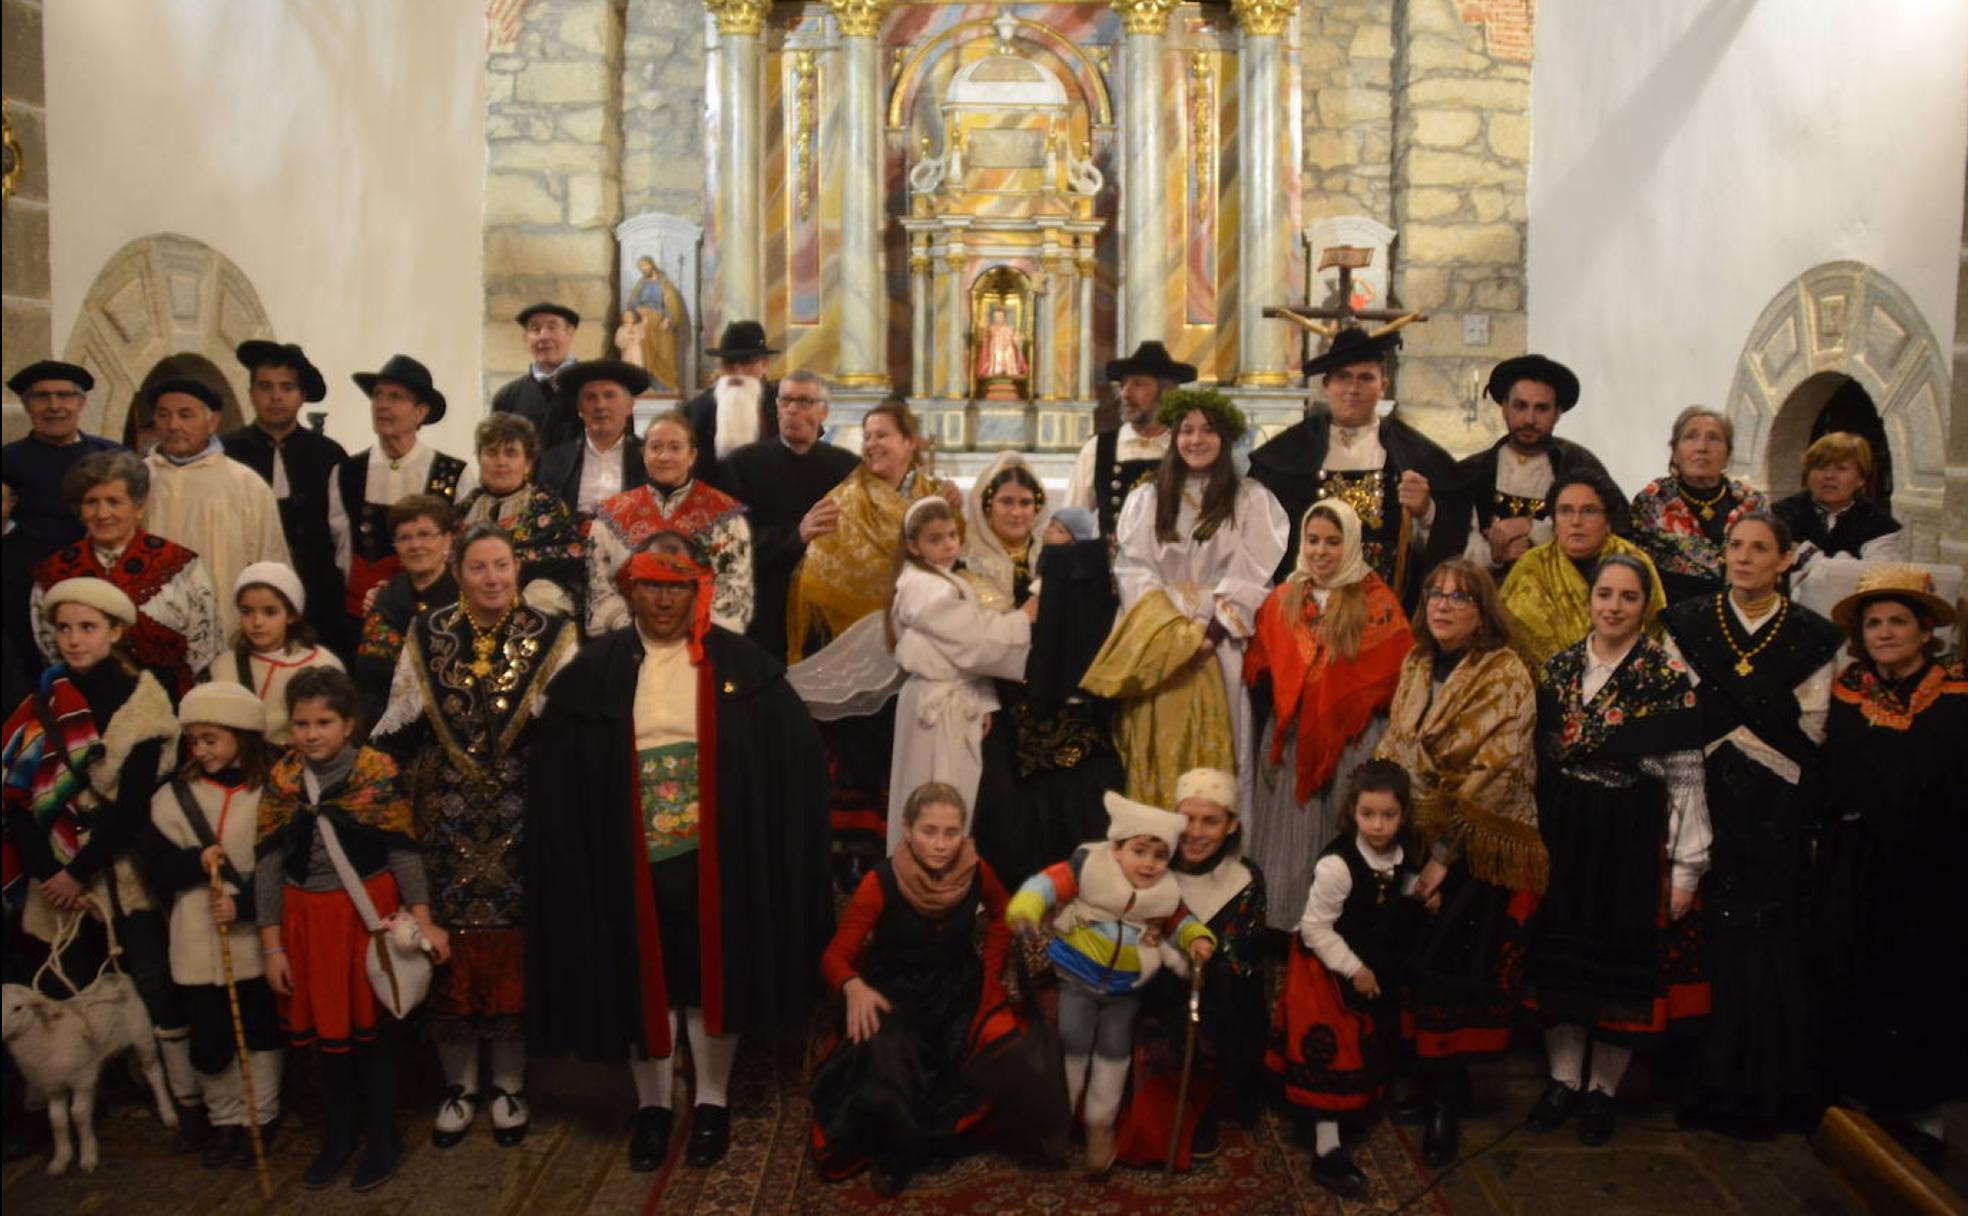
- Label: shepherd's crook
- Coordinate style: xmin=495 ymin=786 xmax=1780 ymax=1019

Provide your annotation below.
xmin=208 ymin=857 xmax=273 ymax=1200
xmin=1164 ymin=959 xmax=1208 ymax=1176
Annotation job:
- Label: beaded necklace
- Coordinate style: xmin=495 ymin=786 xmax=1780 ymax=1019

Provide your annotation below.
xmin=1714 ymin=591 xmax=1786 ymax=676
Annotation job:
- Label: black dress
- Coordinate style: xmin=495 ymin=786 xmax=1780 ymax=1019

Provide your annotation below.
xmin=1818 ymin=658 xmax=1968 ymax=1111
xmin=1665 ymin=593 xmax=1842 ymax=1122
xmin=722 ymin=438 xmax=859 ymax=664
xmin=221 ymin=423 xmax=351 ymax=655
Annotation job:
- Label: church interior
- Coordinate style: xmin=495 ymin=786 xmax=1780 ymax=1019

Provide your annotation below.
xmin=2 ymin=0 xmax=1965 ymax=1212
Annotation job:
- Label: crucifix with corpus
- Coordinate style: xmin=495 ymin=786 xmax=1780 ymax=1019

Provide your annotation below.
xmin=1263 ymin=244 xmax=1428 ymax=347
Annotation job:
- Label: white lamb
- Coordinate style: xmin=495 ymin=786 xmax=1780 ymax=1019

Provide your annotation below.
xmin=1 ymin=977 xmax=179 ymax=1175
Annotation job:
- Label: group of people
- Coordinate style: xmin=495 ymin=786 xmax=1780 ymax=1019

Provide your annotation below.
xmin=0 ymin=302 xmax=1957 ymax=1200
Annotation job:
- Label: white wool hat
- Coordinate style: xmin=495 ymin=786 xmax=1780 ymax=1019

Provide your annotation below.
xmin=235 ymin=561 xmax=306 ymax=613
xmin=178 ymin=682 xmax=268 ymax=734
xmin=1174 ymin=767 xmax=1238 ymax=814
xmin=1103 ymin=790 xmax=1187 ymax=850
xmin=43 ymin=577 xmax=137 ymax=627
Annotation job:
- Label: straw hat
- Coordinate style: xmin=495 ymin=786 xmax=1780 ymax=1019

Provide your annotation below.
xmin=1829 ymin=564 xmax=1955 ymax=632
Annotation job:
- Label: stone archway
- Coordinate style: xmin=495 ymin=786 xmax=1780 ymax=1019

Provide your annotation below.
xmin=60 ymin=234 xmax=276 ymax=442
xmin=1725 ymin=260 xmax=1950 ymax=557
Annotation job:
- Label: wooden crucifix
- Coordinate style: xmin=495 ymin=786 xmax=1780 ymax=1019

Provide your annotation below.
xmin=1264 ymin=245 xmax=1428 ymax=341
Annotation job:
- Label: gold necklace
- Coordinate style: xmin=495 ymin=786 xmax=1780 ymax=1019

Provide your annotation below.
xmin=465 ymin=601 xmax=518 ymax=678
xmin=1714 ymin=592 xmax=1786 ymax=676
xmin=1678 ymin=477 xmax=1728 ymax=521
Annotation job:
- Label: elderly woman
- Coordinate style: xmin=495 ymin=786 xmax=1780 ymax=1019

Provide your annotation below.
xmin=1629 ymin=406 xmax=1767 ymax=605
xmin=1771 ymin=431 xmax=1903 ymax=570
xmin=372 ymin=524 xmax=577 ymax=1151
xmin=1373 ymin=558 xmax=1540 ymax=1168
xmin=1531 ymin=555 xmax=1711 ymax=1148
xmin=456 ymin=413 xmax=585 ymax=619
xmin=1085 ymin=389 xmax=1289 ymax=809
xmin=1501 ymin=470 xmax=1666 ymax=678
xmin=1817 ymin=567 xmax=1965 ymax=1167
xmin=1663 ymin=511 xmax=1842 ymax=1133
xmin=586 ymin=411 xmax=753 ymax=637
xmin=352 ymin=494 xmax=459 ymax=732
xmin=30 ymin=449 xmax=221 ymax=693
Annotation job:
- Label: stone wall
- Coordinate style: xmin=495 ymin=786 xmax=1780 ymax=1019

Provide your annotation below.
xmin=622 ymin=0 xmax=707 ymax=222
xmin=1301 ymin=0 xmax=1396 ymax=229
xmin=482 ymin=0 xmax=627 ymax=406
xmin=2 ymin=0 xmax=49 ymax=437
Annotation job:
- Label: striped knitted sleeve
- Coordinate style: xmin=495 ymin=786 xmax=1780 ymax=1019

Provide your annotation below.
xmin=1006 ymin=851 xmax=1083 ymax=929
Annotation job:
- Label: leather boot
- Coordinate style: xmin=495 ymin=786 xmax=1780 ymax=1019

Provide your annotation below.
xmin=1422 ymin=1089 xmax=1461 ymax=1168
xmin=303 ymin=1053 xmax=358 ymax=1190
xmin=351 ymin=1043 xmax=403 ymax=1192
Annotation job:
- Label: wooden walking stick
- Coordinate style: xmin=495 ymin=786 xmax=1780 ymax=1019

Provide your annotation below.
xmin=208 ymin=857 xmax=274 ymax=1200
xmin=1163 ymin=959 xmax=1208 ymax=1177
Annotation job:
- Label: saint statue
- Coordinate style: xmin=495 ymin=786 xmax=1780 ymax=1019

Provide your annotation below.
xmin=975 ymin=306 xmax=1027 ymax=380
xmin=626 ymin=255 xmax=688 ymax=392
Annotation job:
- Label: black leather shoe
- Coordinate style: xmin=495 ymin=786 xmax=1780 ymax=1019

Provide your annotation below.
xmin=871 ymin=1158 xmax=912 ymax=1197
xmin=629 ymin=1106 xmax=674 ymax=1172
xmin=1577 ymin=1091 xmax=1616 ymax=1146
xmin=1422 ymin=1099 xmax=1461 ymax=1168
xmin=350 ymin=1135 xmax=404 ymax=1192
xmin=1526 ymin=1080 xmax=1583 ymax=1133
xmin=684 ymin=1104 xmax=730 ymax=1167
xmin=173 ymin=1103 xmax=213 ymax=1155
xmin=1310 ymin=1148 xmax=1368 ymax=1198
xmin=1390 ymin=1090 xmax=1430 ymax=1124
xmin=201 ymin=1124 xmax=243 ymax=1169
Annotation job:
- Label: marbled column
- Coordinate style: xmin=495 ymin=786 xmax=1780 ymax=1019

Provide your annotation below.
xmin=1232 ymin=0 xmax=1294 ymax=386
xmin=1112 ymin=0 xmax=1177 ymax=350
xmin=909 ymin=241 xmax=931 ymax=395
xmin=708 ymin=0 xmax=769 ymax=323
xmin=827 ymin=0 xmax=891 ymax=387
xmin=1077 ymin=238 xmax=1097 ymax=399
xmin=942 ymin=249 xmax=968 ymax=399
xmin=1035 ymin=264 xmax=1057 ymax=401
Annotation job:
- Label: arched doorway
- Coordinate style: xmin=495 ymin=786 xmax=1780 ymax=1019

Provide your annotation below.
xmin=1726 ymin=261 xmax=1948 ymax=557
xmin=60 ymin=234 xmax=275 ymax=443
xmin=120 ymin=353 xmax=247 ymax=450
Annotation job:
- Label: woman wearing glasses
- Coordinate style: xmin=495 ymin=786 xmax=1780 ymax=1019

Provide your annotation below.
xmin=1373 ymin=558 xmax=1541 ymax=1167
xmin=1499 ymin=471 xmax=1665 ymax=680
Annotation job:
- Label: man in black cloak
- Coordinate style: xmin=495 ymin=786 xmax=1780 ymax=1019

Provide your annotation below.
xmin=524 ymin=535 xmax=832 ymax=1172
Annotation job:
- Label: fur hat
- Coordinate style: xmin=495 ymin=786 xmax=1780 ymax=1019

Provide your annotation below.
xmin=234 ymin=561 xmax=306 ymax=613
xmin=1173 ymin=767 xmax=1238 ymax=813
xmin=178 ymin=683 xmax=268 ymax=734
xmin=42 ymin=577 xmax=137 ymax=627
xmin=1103 ymin=791 xmax=1186 ymax=850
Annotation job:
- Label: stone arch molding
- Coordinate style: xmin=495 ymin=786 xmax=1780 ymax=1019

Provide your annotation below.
xmin=61 ymin=234 xmax=276 ymax=441
xmin=1726 ymin=260 xmax=1950 ymax=558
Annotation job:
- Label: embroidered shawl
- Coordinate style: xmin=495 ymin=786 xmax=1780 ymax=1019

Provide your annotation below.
xmin=1501 ymin=534 xmax=1666 ymax=678
xmin=256 ymin=745 xmax=416 ymax=848
xmin=1540 ymin=637 xmax=1701 ymax=766
xmin=1629 ymin=475 xmax=1765 ymax=584
xmin=0 ymin=673 xmax=101 ymax=892
xmin=786 ymin=465 xmax=951 ymax=661
xmin=1830 ymin=657 xmax=1967 ymax=732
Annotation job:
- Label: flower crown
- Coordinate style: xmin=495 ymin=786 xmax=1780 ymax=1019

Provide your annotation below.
xmin=1155 ymin=387 xmax=1248 ymax=444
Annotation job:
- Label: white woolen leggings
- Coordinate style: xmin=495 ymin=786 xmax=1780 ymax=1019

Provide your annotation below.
xmin=628 ymin=1008 xmax=738 ymax=1109
xmin=1544 ymin=1023 xmax=1632 ymax=1096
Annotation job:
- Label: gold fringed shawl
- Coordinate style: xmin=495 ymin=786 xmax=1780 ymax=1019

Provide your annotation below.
xmin=785 ymin=465 xmax=951 ymax=661
xmin=1080 ymin=589 xmax=1235 ymax=811
xmin=1374 ymin=645 xmax=1546 ymax=894
xmin=1499 ymin=535 xmax=1666 ymax=680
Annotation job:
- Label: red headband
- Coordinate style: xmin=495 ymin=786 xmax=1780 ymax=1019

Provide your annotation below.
xmin=620 ymin=549 xmax=714 ymax=660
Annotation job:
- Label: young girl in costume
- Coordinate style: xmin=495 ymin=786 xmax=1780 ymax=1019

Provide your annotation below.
xmin=809 ymin=782 xmax=1015 ymax=1196
xmin=254 ymin=667 xmax=448 ymax=1193
xmin=885 ymin=497 xmax=1034 ymax=852
xmin=146 ymin=682 xmax=284 ymax=1168
xmin=206 ymin=562 xmax=343 ymax=746
xmin=1267 ymin=759 xmax=1418 ymax=1197
xmin=1006 ymin=791 xmax=1217 ymax=1174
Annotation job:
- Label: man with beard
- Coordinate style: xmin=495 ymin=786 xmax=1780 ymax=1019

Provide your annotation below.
xmin=525 ymin=538 xmax=831 ymax=1172
xmin=722 ymin=370 xmax=858 ymax=661
xmin=1247 ymin=327 xmax=1462 ymax=612
xmin=491 ymin=303 xmax=583 ymax=450
xmin=1 ymin=361 xmax=123 ymax=553
xmin=537 ymin=359 xmax=654 ymax=517
xmin=682 ymin=321 xmax=779 ymax=492
xmin=1453 ymin=354 xmax=1612 ymax=579
xmin=1062 ymin=341 xmax=1195 ymax=538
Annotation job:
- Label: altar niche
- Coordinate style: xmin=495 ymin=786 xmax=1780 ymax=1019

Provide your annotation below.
xmin=971 ymin=266 xmax=1032 ymax=402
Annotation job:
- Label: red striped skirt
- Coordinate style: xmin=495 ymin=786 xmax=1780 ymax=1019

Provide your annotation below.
xmin=280 ymin=874 xmax=398 ymax=1053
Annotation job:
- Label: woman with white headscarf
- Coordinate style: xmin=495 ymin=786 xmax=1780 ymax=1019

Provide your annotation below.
xmin=959 ymin=451 xmax=1050 ymax=610
xmin=1242 ymin=499 xmax=1413 ymax=932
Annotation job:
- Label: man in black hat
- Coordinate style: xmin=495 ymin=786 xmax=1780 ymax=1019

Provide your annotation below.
xmin=1063 ymin=341 xmax=1195 ymax=538
xmin=1 ymin=360 xmax=124 ymax=552
xmin=537 ymin=359 xmax=655 ymax=517
xmin=327 ymin=354 xmax=475 ymax=621
xmin=1248 ymin=328 xmax=1463 ymax=610
xmin=681 ymin=321 xmax=779 ymax=491
xmin=1453 ymin=354 xmax=1613 ymax=576
xmin=222 ymin=341 xmax=353 ymax=650
xmin=492 ymin=303 xmax=583 ymax=450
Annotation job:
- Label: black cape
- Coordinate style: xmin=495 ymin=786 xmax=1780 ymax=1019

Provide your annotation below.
xmin=536 ymin=432 xmax=650 ymax=516
xmin=682 ymin=381 xmax=779 ymax=492
xmin=722 ymin=437 xmax=859 ymax=662
xmin=1247 ymin=411 xmax=1465 ymax=611
xmin=491 ymin=372 xmax=583 ymax=451
xmin=525 ymin=625 xmax=833 ymax=1061
xmin=1770 ymin=490 xmax=1901 ymax=561
xmin=1453 ymin=435 xmax=1617 ymax=532
xmin=221 ymin=423 xmax=352 ymax=652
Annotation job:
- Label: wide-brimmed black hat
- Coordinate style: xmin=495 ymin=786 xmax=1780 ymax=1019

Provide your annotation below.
xmin=352 ymin=354 xmax=447 ymax=424
xmin=706 ymin=320 xmax=778 ymax=360
xmin=236 ymin=340 xmax=327 ymax=402
xmin=1486 ymin=354 xmax=1580 ymax=411
xmin=149 ymin=377 xmax=224 ymax=412
xmin=557 ymin=359 xmax=652 ymax=401
xmin=517 ymin=302 xmax=580 ymax=329
xmin=1302 ymin=327 xmax=1402 ymax=379
xmin=7 ymin=360 xmax=94 ymax=396
xmin=1105 ymin=341 xmax=1198 ymax=385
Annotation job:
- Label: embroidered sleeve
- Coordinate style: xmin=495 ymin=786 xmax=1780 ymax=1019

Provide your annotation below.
xmin=368 ymin=640 xmax=428 ymax=743
xmin=707 ymin=513 xmax=754 ymax=632
xmin=1641 ymin=748 xmax=1711 ymax=889
xmin=586 ymin=516 xmax=630 ymax=635
xmin=171 ymin=557 xmax=224 ymax=677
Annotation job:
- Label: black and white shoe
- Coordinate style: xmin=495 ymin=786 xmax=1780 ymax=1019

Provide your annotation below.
xmin=489 ymin=1087 xmax=530 ymax=1147
xmin=432 ymin=1085 xmax=478 ymax=1148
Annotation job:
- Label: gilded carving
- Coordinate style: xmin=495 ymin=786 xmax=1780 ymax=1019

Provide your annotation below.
xmin=791 ymin=51 xmax=816 ymax=221
xmin=703 ymin=0 xmax=770 ymax=38
xmin=1110 ymin=0 xmax=1178 ymax=37
xmin=824 ymin=0 xmax=890 ymax=39
xmin=1230 ymin=0 xmax=1295 ymax=37
xmin=1190 ymin=54 xmax=1213 ymax=221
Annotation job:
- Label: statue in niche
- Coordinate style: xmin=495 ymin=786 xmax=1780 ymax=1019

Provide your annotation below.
xmin=623 ymin=255 xmax=688 ymax=392
xmin=976 ymin=306 xmax=1028 ymax=379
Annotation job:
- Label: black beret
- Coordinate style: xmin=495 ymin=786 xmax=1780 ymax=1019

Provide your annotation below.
xmin=7 ymin=360 xmax=94 ymax=396
xmin=149 ymin=377 xmax=224 ymax=412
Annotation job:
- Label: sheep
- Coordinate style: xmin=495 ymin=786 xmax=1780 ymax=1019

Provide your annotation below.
xmin=1 ymin=977 xmax=179 ymax=1175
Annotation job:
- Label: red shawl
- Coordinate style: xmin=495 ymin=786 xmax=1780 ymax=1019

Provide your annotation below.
xmin=1245 ymin=573 xmax=1412 ymax=802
